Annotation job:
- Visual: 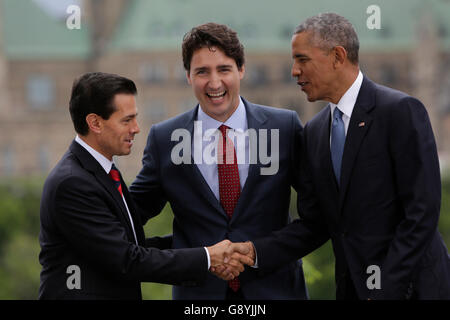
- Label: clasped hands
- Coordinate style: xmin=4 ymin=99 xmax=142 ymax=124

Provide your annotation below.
xmin=206 ymin=240 xmax=255 ymax=281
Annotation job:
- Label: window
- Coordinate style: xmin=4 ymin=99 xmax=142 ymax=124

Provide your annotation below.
xmin=380 ymin=64 xmax=397 ymax=86
xmin=27 ymin=74 xmax=55 ymax=110
xmin=1 ymin=146 xmax=15 ymax=176
xmin=178 ymin=98 xmax=196 ymax=113
xmin=139 ymin=62 xmax=169 ymax=84
xmin=174 ymin=63 xmax=188 ymax=84
xmin=38 ymin=145 xmax=50 ymax=174
xmin=145 ymin=99 xmax=167 ymax=123
xmin=246 ymin=65 xmax=269 ymax=87
xmin=282 ymin=63 xmax=294 ymax=84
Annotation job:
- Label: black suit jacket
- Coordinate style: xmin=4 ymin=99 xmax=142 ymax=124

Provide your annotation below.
xmin=38 ymin=140 xmax=207 ymax=299
xmin=130 ymin=98 xmax=308 ymax=299
xmin=254 ymin=76 xmax=450 ymax=300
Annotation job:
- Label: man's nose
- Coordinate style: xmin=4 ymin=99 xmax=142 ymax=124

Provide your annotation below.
xmin=208 ymin=72 xmax=222 ymax=90
xmin=291 ymin=64 xmax=301 ymax=78
xmin=132 ymin=119 xmax=140 ymax=134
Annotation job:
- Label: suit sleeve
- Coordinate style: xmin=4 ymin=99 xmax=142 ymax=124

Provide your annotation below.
xmin=253 ymin=113 xmax=330 ymax=272
xmin=129 ymin=125 xmax=168 ymax=224
xmin=52 ymin=175 xmax=207 ymax=286
xmin=370 ymin=96 xmax=442 ymax=299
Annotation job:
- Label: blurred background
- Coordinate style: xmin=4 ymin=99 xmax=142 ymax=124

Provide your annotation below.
xmin=0 ymin=0 xmax=449 ymax=299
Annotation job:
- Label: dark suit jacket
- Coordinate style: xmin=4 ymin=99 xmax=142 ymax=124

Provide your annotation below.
xmin=38 ymin=140 xmax=207 ymax=300
xmin=253 ymin=76 xmax=450 ymax=300
xmin=130 ymin=97 xmax=308 ymax=299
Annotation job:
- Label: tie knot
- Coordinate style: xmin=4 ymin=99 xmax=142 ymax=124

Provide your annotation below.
xmin=333 ymin=107 xmax=343 ymax=120
xmin=219 ymin=125 xmax=230 ymax=137
xmin=109 ymin=164 xmax=120 ymax=182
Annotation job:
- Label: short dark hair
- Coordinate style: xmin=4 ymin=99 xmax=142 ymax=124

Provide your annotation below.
xmin=69 ymin=72 xmax=137 ymax=135
xmin=182 ymin=22 xmax=245 ymax=72
xmin=295 ymin=13 xmax=360 ymax=65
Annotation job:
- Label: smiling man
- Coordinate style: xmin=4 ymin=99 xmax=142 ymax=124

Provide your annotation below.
xmin=130 ymin=23 xmax=308 ymax=300
xmin=233 ymin=13 xmax=450 ymax=300
xmin=38 ymin=72 xmax=253 ymax=299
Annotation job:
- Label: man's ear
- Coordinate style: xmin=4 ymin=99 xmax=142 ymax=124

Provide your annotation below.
xmin=86 ymin=113 xmax=102 ymax=134
xmin=238 ymin=64 xmax=245 ymax=80
xmin=333 ymin=46 xmax=347 ymax=68
xmin=186 ymin=71 xmax=192 ymax=85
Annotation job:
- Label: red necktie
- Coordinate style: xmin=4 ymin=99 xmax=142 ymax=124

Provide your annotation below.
xmin=109 ymin=164 xmax=123 ymax=196
xmin=217 ymin=125 xmax=241 ymax=292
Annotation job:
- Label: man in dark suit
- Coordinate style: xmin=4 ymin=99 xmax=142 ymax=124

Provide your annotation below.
xmin=233 ymin=13 xmax=450 ymax=300
xmin=38 ymin=72 xmax=252 ymax=300
xmin=130 ymin=23 xmax=308 ymax=300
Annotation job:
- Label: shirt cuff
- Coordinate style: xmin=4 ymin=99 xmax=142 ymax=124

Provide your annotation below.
xmin=251 ymin=245 xmax=259 ymax=268
xmin=204 ymin=247 xmax=211 ymax=269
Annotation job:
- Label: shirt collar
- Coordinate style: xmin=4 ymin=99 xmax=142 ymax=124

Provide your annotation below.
xmin=197 ymin=97 xmax=247 ymax=132
xmin=330 ymin=70 xmax=363 ymax=119
xmin=75 ymin=135 xmax=115 ymax=174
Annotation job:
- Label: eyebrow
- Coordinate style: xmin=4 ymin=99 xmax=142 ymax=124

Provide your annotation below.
xmin=193 ymin=64 xmax=233 ymax=72
xmin=122 ymin=113 xmax=138 ymax=120
xmin=293 ymin=53 xmax=309 ymax=59
xmin=193 ymin=66 xmax=208 ymax=72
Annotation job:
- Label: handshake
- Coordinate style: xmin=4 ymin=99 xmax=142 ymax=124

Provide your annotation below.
xmin=206 ymin=240 xmax=256 ymax=281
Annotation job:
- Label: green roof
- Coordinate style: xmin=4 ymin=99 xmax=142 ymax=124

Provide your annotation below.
xmin=109 ymin=0 xmax=450 ymax=52
xmin=1 ymin=0 xmax=449 ymax=59
xmin=0 ymin=0 xmax=91 ymax=59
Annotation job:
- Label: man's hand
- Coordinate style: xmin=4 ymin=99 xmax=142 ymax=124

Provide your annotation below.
xmin=206 ymin=240 xmax=255 ymax=281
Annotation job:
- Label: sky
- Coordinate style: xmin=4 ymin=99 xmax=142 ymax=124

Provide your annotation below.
xmin=32 ymin=0 xmax=81 ymax=19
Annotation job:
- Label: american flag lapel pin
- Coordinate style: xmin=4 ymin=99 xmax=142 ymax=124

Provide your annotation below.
xmin=358 ymin=121 xmax=365 ymax=127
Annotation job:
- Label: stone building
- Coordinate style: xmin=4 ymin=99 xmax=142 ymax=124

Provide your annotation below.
xmin=1 ymin=0 xmax=449 ymax=179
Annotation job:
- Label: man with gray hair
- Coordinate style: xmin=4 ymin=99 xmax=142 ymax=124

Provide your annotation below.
xmin=232 ymin=13 xmax=450 ymax=300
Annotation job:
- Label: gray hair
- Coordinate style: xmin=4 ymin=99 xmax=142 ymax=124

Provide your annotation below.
xmin=294 ymin=13 xmax=359 ymax=64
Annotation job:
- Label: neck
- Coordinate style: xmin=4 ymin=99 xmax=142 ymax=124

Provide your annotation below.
xmin=328 ymin=67 xmax=359 ymax=104
xmin=78 ymin=134 xmax=113 ymax=161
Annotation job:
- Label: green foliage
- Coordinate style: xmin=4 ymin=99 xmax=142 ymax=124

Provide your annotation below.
xmin=141 ymin=204 xmax=174 ymax=300
xmin=0 ymin=177 xmax=44 ymax=299
xmin=0 ymin=177 xmax=449 ymax=300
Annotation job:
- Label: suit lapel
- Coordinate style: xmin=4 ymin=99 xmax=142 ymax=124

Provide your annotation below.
xmin=234 ymin=98 xmax=268 ymax=218
xmin=122 ymin=183 xmax=146 ymax=245
xmin=181 ymin=99 xmax=268 ymax=220
xmin=339 ymin=77 xmax=376 ymax=212
xmin=181 ymin=107 xmax=226 ymax=217
xmin=70 ymin=141 xmax=140 ymax=244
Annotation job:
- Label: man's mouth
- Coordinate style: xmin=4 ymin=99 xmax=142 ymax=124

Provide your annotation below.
xmin=297 ymin=81 xmax=309 ymax=88
xmin=206 ymin=91 xmax=227 ymax=101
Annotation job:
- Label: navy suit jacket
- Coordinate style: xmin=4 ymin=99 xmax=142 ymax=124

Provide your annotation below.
xmin=39 ymin=141 xmax=207 ymax=299
xmin=253 ymin=77 xmax=450 ymax=300
xmin=130 ymin=97 xmax=308 ymax=299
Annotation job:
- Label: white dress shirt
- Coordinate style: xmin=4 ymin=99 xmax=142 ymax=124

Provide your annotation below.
xmin=194 ymin=98 xmax=258 ymax=268
xmin=75 ymin=135 xmax=138 ymax=245
xmin=194 ymin=97 xmax=249 ymax=200
xmin=329 ymin=70 xmax=364 ymax=140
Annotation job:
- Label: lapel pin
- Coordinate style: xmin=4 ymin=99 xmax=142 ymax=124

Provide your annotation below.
xmin=358 ymin=122 xmax=365 ymax=127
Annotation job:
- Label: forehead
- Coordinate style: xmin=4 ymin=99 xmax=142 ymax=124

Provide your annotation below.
xmin=191 ymin=46 xmax=237 ymax=67
xmin=291 ymin=32 xmax=327 ymax=57
xmin=111 ymin=94 xmax=137 ymax=116
xmin=291 ymin=32 xmax=314 ymax=50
